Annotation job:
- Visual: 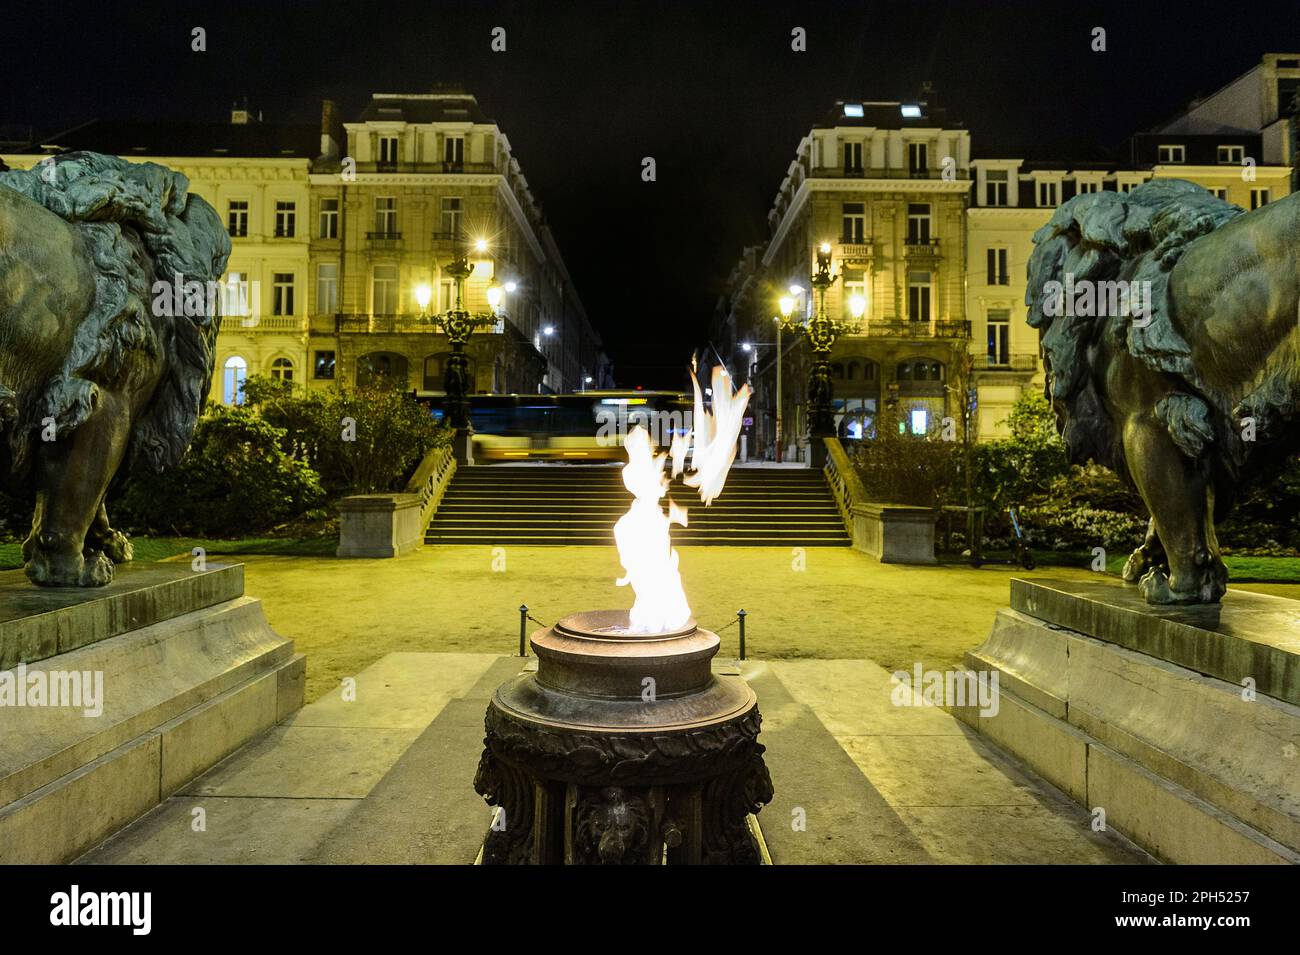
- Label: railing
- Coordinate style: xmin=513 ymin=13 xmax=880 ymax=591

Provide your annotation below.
xmin=905 ymin=238 xmax=940 ymax=256
xmin=822 ymin=437 xmax=867 ymax=534
xmin=220 ymin=315 xmax=307 ymax=333
xmin=366 ymin=231 xmax=402 ymax=249
xmin=350 ymin=161 xmax=500 ymax=175
xmin=816 ymin=167 xmax=971 ymax=181
xmin=838 ymin=242 xmax=873 ymax=260
xmin=852 ymin=319 xmax=971 ymax=339
xmin=405 ymin=443 xmax=457 ymax=530
xmin=984 ymin=354 xmax=1039 ymax=372
xmin=335 ymin=313 xmax=507 ymax=334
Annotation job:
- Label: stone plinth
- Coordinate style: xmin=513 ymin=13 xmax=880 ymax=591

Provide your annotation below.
xmin=851 ymin=503 xmax=937 ymax=564
xmin=337 ymin=493 xmax=424 ymax=558
xmin=955 ymin=577 xmax=1300 ymax=864
xmin=0 ymin=562 xmax=303 ymax=863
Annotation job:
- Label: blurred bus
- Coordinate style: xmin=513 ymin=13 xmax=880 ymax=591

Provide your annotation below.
xmin=420 ymin=391 xmax=693 ymax=462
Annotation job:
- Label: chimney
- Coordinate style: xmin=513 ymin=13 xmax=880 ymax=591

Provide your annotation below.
xmin=320 ymin=98 xmax=342 ymax=159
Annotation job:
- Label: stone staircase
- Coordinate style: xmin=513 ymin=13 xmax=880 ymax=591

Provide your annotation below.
xmin=425 ymin=465 xmax=850 ymax=546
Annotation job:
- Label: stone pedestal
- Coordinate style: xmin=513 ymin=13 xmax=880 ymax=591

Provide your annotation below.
xmin=474 ymin=610 xmax=773 ymax=864
xmin=0 ymin=562 xmax=303 ymax=863
xmin=336 ymin=493 xmax=425 ymax=557
xmin=955 ymin=577 xmax=1300 ymax=864
xmin=851 ymin=503 xmax=937 ymax=564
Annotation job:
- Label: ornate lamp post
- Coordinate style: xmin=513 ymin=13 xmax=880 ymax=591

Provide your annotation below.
xmin=775 ymin=242 xmax=863 ymax=467
xmin=416 ymin=237 xmax=501 ymax=464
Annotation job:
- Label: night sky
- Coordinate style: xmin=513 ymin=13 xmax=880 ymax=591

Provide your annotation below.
xmin=4 ymin=0 xmax=1297 ymax=386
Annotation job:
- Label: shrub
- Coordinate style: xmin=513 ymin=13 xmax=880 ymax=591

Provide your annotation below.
xmin=851 ymin=426 xmax=962 ymax=508
xmin=112 ymin=405 xmax=325 ymax=536
xmin=243 ymin=375 xmax=448 ymax=495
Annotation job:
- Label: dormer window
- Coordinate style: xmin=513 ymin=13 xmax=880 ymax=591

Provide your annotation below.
xmin=1157 ymin=144 xmax=1185 ymax=164
xmin=843 ymin=103 xmax=864 ymax=118
xmin=1037 ymin=180 xmax=1059 ymax=207
xmin=1217 ymin=145 xmax=1245 ymax=164
xmin=378 ymin=135 xmax=399 ymax=167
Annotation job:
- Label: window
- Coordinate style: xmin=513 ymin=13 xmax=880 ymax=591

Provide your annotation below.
xmin=227 ymin=200 xmax=249 ymax=237
xmin=440 ymin=197 xmax=462 ymax=237
xmin=270 ymin=357 xmax=294 ymax=382
xmin=272 ymin=273 xmax=295 ymax=316
xmin=906 ymin=203 xmax=931 ymax=244
xmin=842 ymin=269 xmax=866 ymax=319
xmin=1037 ymin=180 xmax=1059 ymax=207
xmin=222 ymin=272 xmax=250 ymax=317
xmin=1217 ymin=145 xmax=1245 ymax=164
xmin=985 ymin=170 xmax=1008 ymax=206
xmin=1076 ymin=179 xmax=1099 ymax=194
xmin=1210 ymin=187 xmax=1229 ymax=200
xmin=316 ymin=263 xmax=338 ymax=315
xmin=908 ymin=141 xmax=928 ymax=176
xmin=314 ymin=351 xmax=336 ymax=380
xmin=841 ymin=202 xmax=865 ymax=243
xmin=372 ymin=264 xmax=399 ymax=315
xmin=910 ymin=408 xmax=929 ymax=436
xmin=1119 ymin=181 xmax=1138 ymax=193
xmin=319 ymin=197 xmax=338 ymax=238
xmin=375 ymin=196 xmax=397 ymax=235
xmin=378 ymin=135 xmax=399 ymax=167
xmin=987 ymin=308 xmax=1010 ymax=366
xmin=842 ymin=141 xmax=863 ymax=172
xmin=223 ymin=356 xmax=247 ymax=405
xmin=444 ymin=135 xmax=465 ymax=166
xmin=1251 ymin=188 xmax=1270 ymax=209
xmin=1157 ymin=144 xmax=1185 ymax=164
xmin=439 ymin=278 xmax=455 ymax=311
xmin=907 ymin=271 xmax=931 ymax=322
xmin=986 ymin=248 xmax=1008 ymax=285
xmin=274 ymin=201 xmax=296 ymax=238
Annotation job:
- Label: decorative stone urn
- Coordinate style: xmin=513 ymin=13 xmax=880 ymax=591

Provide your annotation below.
xmin=474 ymin=610 xmax=773 ymax=865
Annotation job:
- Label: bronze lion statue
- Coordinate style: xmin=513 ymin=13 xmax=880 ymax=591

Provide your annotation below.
xmin=1028 ymin=179 xmax=1300 ymax=604
xmin=0 ymin=152 xmax=230 ymax=586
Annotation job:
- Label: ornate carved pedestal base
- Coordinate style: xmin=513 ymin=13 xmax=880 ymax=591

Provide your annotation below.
xmin=474 ymin=610 xmax=773 ymax=865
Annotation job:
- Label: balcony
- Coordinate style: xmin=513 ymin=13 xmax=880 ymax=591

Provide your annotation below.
xmin=983 ymin=354 xmax=1039 ymax=373
xmin=854 ymin=319 xmax=970 ymax=339
xmin=366 ymin=231 xmax=402 ymax=250
xmin=220 ymin=315 xmax=307 ymax=333
xmin=904 ymin=238 xmax=941 ymax=259
xmin=335 ymin=313 xmax=507 ymax=335
xmin=350 ymin=161 xmax=499 ymax=176
xmin=814 ymin=166 xmax=970 ymax=181
xmin=838 ymin=241 xmax=874 ymax=263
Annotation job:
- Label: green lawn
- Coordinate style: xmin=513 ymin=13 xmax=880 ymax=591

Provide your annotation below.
xmin=0 ymin=534 xmax=336 ymax=571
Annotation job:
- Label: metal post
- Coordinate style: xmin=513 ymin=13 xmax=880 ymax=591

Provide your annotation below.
xmin=518 ymin=604 xmax=528 ymax=657
xmin=737 ymin=608 xmax=747 ymax=661
xmin=775 ymin=323 xmax=783 ymax=462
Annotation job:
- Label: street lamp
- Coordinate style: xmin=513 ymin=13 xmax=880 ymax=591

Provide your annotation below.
xmin=775 ymin=241 xmax=862 ymax=467
xmin=417 ymin=236 xmax=499 ymax=463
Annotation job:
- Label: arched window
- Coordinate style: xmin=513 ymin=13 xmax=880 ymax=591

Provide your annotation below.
xmin=847 ymin=361 xmax=859 ymax=381
xmin=223 ymin=356 xmax=247 ymax=405
xmin=832 ymin=363 xmax=844 ymax=380
xmin=270 ymin=357 xmax=294 ymax=382
xmin=896 ymin=362 xmax=913 ymax=381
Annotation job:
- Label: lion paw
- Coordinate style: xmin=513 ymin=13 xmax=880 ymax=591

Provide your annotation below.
xmin=1121 ymin=548 xmax=1150 ymax=583
xmin=24 ymin=545 xmax=84 ymax=588
xmin=1139 ymin=566 xmax=1221 ymax=605
xmin=98 ymin=529 xmax=133 ymax=564
xmin=79 ymin=550 xmax=115 ymax=587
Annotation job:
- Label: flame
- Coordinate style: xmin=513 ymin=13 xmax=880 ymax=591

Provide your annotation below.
xmin=612 ymin=366 xmax=751 ymax=633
